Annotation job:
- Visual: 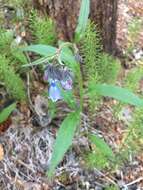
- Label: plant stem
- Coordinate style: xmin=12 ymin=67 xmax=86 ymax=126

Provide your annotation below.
xmin=76 ymin=64 xmax=83 ymax=112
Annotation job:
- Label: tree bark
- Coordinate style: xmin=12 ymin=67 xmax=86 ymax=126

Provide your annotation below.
xmin=91 ymin=0 xmax=118 ymax=54
xmin=32 ymin=0 xmax=118 ymax=55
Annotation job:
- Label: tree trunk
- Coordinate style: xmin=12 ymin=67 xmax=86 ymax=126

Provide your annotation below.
xmin=91 ymin=0 xmax=118 ymax=54
xmin=32 ymin=0 xmax=118 ymax=54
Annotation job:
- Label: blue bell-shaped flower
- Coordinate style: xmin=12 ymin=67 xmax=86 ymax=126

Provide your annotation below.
xmin=49 ymin=81 xmax=62 ymax=102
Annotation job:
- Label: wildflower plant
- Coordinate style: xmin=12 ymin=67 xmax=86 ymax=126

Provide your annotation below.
xmin=22 ymin=0 xmax=143 ymax=178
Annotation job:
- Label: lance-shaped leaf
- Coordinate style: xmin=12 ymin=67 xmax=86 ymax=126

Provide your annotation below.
xmin=22 ymin=44 xmax=57 ymax=56
xmin=47 ymin=111 xmax=80 ymax=178
xmin=75 ymin=0 xmax=90 ymax=41
xmin=89 ymin=84 xmax=143 ymax=107
xmin=0 ymin=103 xmax=16 ymax=124
xmin=22 ymin=44 xmax=77 ymax=70
xmin=89 ymin=134 xmax=114 ymax=158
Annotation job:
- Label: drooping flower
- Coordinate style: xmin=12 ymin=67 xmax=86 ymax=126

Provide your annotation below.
xmin=48 ymin=81 xmax=62 ymax=102
xmin=44 ymin=65 xmax=73 ymax=102
xmin=61 ymin=78 xmax=72 ymax=90
xmin=60 ymin=69 xmax=73 ymax=90
xmin=43 ymin=65 xmax=63 ymax=82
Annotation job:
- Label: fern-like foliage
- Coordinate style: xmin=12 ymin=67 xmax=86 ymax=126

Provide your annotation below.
xmin=0 ymin=29 xmax=13 ymax=55
xmin=29 ymin=9 xmax=57 ymax=45
xmin=81 ymin=21 xmax=120 ymax=113
xmin=0 ymin=28 xmax=27 ymax=67
xmin=82 ymin=21 xmax=101 ymax=81
xmin=81 ymin=21 xmax=102 ymax=112
xmin=99 ymin=53 xmax=121 ymax=84
xmin=0 ymin=55 xmax=26 ymax=101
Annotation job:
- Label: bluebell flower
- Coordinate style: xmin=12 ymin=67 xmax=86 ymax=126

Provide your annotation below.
xmin=44 ymin=65 xmax=62 ymax=82
xmin=44 ymin=65 xmax=73 ymax=102
xmin=61 ymin=78 xmax=72 ymax=90
xmin=60 ymin=69 xmax=73 ymax=90
xmin=48 ymin=81 xmax=62 ymax=102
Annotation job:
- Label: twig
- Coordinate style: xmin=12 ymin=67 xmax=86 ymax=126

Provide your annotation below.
xmin=94 ymin=168 xmax=118 ymax=186
xmin=123 ymin=177 xmax=143 ymax=187
xmin=16 ymin=159 xmax=35 ymax=173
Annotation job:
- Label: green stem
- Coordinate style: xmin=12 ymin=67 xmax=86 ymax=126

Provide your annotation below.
xmin=76 ymin=64 xmax=83 ymax=112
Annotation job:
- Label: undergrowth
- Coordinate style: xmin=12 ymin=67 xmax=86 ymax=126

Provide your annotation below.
xmin=0 ymin=6 xmax=57 ymax=101
xmin=0 ymin=55 xmax=26 ymax=100
xmin=127 ymin=17 xmax=143 ymax=53
xmin=81 ymin=22 xmax=143 ymax=170
xmin=0 ymin=27 xmax=27 ymax=101
xmin=29 ymin=9 xmax=57 ymax=45
xmin=78 ymin=22 xmax=122 ymax=170
xmin=113 ymin=66 xmax=143 ymax=118
xmin=81 ymin=21 xmax=120 ymax=116
xmin=0 ymin=28 xmax=27 ymax=66
xmin=113 ymin=67 xmax=143 ymax=169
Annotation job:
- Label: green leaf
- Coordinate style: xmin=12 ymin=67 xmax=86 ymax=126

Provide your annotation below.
xmin=22 ymin=55 xmax=51 ymax=67
xmin=22 ymin=44 xmax=57 ymax=56
xmin=75 ymin=0 xmax=90 ymax=41
xmin=89 ymin=134 xmax=114 ymax=158
xmin=0 ymin=103 xmax=16 ymax=124
xmin=47 ymin=111 xmax=80 ymax=178
xmin=22 ymin=44 xmax=77 ymax=70
xmin=89 ymin=84 xmax=143 ymax=107
xmin=61 ymin=47 xmax=77 ymax=70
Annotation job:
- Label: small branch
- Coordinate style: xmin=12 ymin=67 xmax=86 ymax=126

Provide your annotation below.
xmin=17 ymin=159 xmax=35 ymax=173
xmin=123 ymin=177 xmax=143 ymax=187
xmin=94 ymin=168 xmax=118 ymax=186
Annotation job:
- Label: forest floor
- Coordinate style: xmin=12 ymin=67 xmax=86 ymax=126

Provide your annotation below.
xmin=0 ymin=0 xmax=143 ymax=190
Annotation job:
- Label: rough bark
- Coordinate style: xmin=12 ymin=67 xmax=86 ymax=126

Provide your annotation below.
xmin=32 ymin=0 xmax=118 ymax=54
xmin=90 ymin=0 xmax=118 ymax=54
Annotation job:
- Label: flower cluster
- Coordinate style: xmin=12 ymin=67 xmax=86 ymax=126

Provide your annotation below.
xmin=44 ymin=65 xmax=73 ymax=102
